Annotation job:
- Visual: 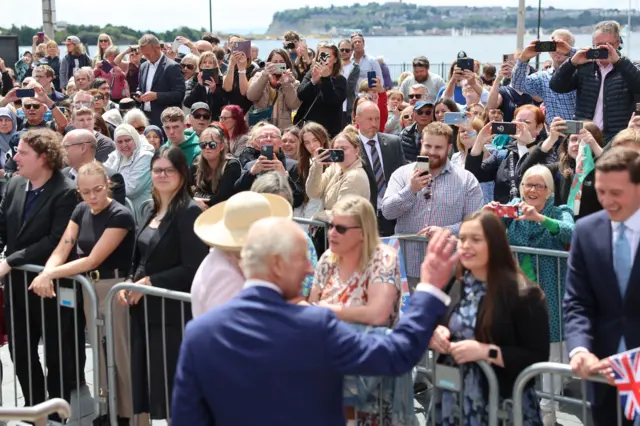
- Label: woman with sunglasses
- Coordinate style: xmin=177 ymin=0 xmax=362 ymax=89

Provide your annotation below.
xmin=338 ymin=39 xmax=360 ymax=126
xmin=105 ymin=124 xmax=154 ymax=217
xmin=29 ymin=161 xmax=136 ymax=426
xmin=123 ymin=108 xmax=150 ymax=136
xmin=184 ymin=52 xmax=227 ymax=121
xmin=247 ymin=48 xmax=301 ymax=131
xmin=118 ymin=146 xmax=208 ymax=423
xmin=93 ymin=33 xmax=113 ymax=66
xmin=430 ymin=209 xmax=549 ymax=426
xmin=191 ymin=124 xmax=241 ymax=210
xmin=294 ymin=43 xmax=347 ymax=138
xmin=89 ymin=88 xmax=108 ymax=115
xmin=309 ymin=195 xmax=401 ymax=422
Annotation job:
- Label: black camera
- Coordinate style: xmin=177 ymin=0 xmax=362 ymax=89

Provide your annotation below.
xmin=285 ymin=42 xmax=296 ymax=50
xmin=586 ymin=48 xmax=609 ymax=60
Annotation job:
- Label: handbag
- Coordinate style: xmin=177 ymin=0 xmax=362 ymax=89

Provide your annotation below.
xmin=294 ymin=92 xmax=320 ymax=129
xmin=248 ymin=88 xmax=278 ymax=126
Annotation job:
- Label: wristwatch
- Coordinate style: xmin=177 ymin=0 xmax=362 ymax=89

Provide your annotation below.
xmin=488 ymin=345 xmax=498 ymax=361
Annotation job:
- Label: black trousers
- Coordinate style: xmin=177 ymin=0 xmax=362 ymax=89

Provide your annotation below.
xmin=590 ymin=383 xmax=634 ymax=426
xmin=3 ymin=275 xmax=86 ymax=411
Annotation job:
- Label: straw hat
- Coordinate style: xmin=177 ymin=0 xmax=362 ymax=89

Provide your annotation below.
xmin=194 ymin=192 xmax=293 ymax=250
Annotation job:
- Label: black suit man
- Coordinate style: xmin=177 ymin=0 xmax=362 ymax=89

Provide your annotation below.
xmin=564 ymin=148 xmax=640 ymax=426
xmin=0 ymin=129 xmax=84 ymax=422
xmin=355 ymin=100 xmax=406 ymax=237
xmin=135 ymin=34 xmax=185 ymax=127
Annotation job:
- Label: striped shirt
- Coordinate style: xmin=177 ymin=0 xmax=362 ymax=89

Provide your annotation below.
xmin=511 ymin=58 xmax=576 ymax=124
xmin=381 ymin=161 xmax=483 ymax=277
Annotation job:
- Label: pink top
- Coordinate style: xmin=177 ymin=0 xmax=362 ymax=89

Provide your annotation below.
xmin=190 ymin=248 xmax=245 ymax=318
xmin=592 ymin=63 xmax=614 ymax=130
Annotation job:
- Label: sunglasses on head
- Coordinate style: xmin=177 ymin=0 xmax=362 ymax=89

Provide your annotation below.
xmin=23 ymin=104 xmax=41 ymax=110
xmin=199 ymin=141 xmax=218 ymax=150
xmin=328 ymin=222 xmax=361 ymax=235
xmin=408 ymin=94 xmax=422 ymax=99
xmin=193 ymin=113 xmax=211 ymax=120
xmin=181 ymin=63 xmax=196 ymax=71
xmin=415 ymin=109 xmax=431 ymax=116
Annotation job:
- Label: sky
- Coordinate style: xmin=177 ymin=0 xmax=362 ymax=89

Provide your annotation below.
xmin=2 ymin=0 xmax=639 ymax=33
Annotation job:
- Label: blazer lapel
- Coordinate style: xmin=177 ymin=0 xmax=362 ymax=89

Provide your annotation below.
xmin=12 ymin=179 xmax=28 ymax=233
xmin=139 ymin=212 xmax=173 ymax=265
xmin=151 ymin=56 xmax=167 ymax=89
xmin=377 ymin=133 xmax=394 ymax=180
xmin=18 ymin=175 xmax=57 ymax=239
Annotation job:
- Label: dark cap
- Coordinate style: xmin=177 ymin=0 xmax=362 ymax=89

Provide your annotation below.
xmin=190 ymin=102 xmax=210 ymax=113
xmin=414 ymin=100 xmax=434 ymax=111
xmin=413 ymin=56 xmax=429 ymax=67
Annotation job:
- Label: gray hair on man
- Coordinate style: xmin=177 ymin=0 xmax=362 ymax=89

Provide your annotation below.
xmin=240 ymin=217 xmax=298 ymax=278
xmin=551 ymin=29 xmax=576 ymax=47
xmin=139 ymin=34 xmax=160 ymax=47
xmin=251 ymin=172 xmax=293 ymax=205
xmin=410 ymin=83 xmax=428 ymax=92
xmin=594 ymin=20 xmax=622 ymax=41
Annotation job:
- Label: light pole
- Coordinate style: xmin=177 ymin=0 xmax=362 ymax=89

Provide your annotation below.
xmin=517 ymin=0 xmax=525 ymax=50
xmin=536 ymin=0 xmax=542 ymax=70
xmin=209 ymin=0 xmax=213 ymax=32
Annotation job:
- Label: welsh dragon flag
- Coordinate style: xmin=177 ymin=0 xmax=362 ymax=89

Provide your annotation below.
xmin=567 ymin=142 xmax=595 ymax=216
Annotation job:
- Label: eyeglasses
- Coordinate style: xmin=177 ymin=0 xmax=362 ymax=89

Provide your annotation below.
xmin=408 ymin=94 xmax=423 ymax=99
xmin=415 ymin=109 xmax=432 ymax=116
xmin=219 ymin=116 xmax=233 ymax=121
xmin=256 ymin=134 xmax=279 ymax=141
xmin=193 ymin=113 xmax=211 ymax=120
xmin=74 ymin=102 xmax=92 ymax=109
xmin=328 ymin=223 xmax=361 ymax=234
xmin=199 ymin=141 xmax=218 ymax=150
xmin=23 ymin=104 xmax=41 ymax=110
xmin=523 ymin=183 xmax=547 ymax=191
xmin=339 ymin=48 xmax=352 ymax=53
xmin=152 ymin=167 xmax=178 ymax=177
xmin=94 ymin=95 xmax=105 ymax=101
xmin=181 ymin=63 xmax=196 ymax=71
xmin=63 ymin=141 xmax=89 ymax=149
xmin=79 ymin=185 xmax=106 ymax=196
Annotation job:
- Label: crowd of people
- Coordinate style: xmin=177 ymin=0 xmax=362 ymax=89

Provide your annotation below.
xmin=0 ymin=18 xmax=638 ymax=426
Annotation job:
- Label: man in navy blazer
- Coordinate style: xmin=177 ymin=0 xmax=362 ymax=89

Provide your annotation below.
xmin=564 ymin=147 xmax=640 ymax=426
xmin=172 ymin=217 xmax=457 ymax=426
xmin=135 ymin=34 xmax=185 ymax=127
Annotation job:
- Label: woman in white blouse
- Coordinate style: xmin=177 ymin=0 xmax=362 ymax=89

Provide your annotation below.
xmin=306 ymin=125 xmax=370 ymax=221
xmin=104 ymin=124 xmax=154 ymax=218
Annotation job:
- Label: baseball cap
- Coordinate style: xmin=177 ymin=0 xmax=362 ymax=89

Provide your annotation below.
xmin=63 ymin=36 xmax=81 ymax=45
xmin=413 ymin=56 xmax=429 ymax=67
xmin=414 ymin=100 xmax=434 ymax=111
xmin=190 ymin=102 xmax=210 ymax=114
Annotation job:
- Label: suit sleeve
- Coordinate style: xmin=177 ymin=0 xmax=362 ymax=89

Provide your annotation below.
xmin=155 ymin=63 xmax=186 ymax=107
xmin=324 ymin=290 xmax=446 ymax=376
xmin=148 ymin=204 xmax=208 ymax=292
xmin=563 ymin=224 xmax=595 ymax=353
xmin=171 ymin=327 xmax=216 ymax=426
xmin=5 ymin=184 xmax=77 ymax=267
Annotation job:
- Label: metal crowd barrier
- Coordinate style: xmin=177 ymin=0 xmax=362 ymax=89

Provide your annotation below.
xmin=512 ymin=362 xmax=625 ymax=426
xmin=104 ymin=282 xmax=191 ymax=426
xmin=0 ymin=397 xmax=72 ymax=425
xmin=1 ymin=264 xmax=101 ymax=423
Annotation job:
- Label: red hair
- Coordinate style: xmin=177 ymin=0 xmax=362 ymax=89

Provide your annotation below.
xmin=513 ymin=104 xmax=545 ymax=126
xmin=221 ymin=105 xmax=248 ymax=138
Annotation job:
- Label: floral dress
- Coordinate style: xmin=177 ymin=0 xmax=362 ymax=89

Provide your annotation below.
xmin=434 ymin=273 xmax=542 ymax=426
xmin=313 ymin=244 xmax=402 ymax=325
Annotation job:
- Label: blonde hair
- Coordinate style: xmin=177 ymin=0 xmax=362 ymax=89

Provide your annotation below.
xmin=612 ymin=128 xmax=640 ymax=148
xmin=520 ymin=164 xmax=555 ymax=196
xmin=77 ymin=160 xmax=108 ymax=182
xmin=456 ymin=118 xmax=484 ymax=153
xmin=328 ymin=195 xmax=380 ymax=272
xmin=198 ymin=51 xmax=218 ymax=68
xmin=332 ymin=125 xmax=361 ymax=151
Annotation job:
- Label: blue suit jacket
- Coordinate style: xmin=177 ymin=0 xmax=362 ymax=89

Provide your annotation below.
xmin=171 ymin=284 xmax=447 ymax=426
xmin=564 ymin=210 xmax=640 ymax=359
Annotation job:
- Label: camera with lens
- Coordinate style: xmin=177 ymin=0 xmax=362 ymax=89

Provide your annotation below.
xmin=285 ymin=42 xmax=296 ymax=50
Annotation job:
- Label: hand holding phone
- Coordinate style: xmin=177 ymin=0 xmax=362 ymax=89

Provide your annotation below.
xmin=492 ymin=122 xmax=517 ymax=135
xmin=493 ymin=204 xmax=520 ymax=218
xmin=261 ymin=145 xmax=274 ymax=161
xmin=444 ymin=112 xmax=467 ymax=126
xmin=101 ymin=60 xmax=113 ymax=73
xmin=586 ymin=47 xmax=608 ymax=60
xmin=16 ymin=88 xmax=35 ymax=99
xmin=535 ymin=41 xmax=557 ymax=53
xmin=318 ymin=149 xmax=344 ymax=163
xmin=367 ymin=71 xmax=376 ymax=89
xmin=456 ymin=58 xmax=474 ymax=71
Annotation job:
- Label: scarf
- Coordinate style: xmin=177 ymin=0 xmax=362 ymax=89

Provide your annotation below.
xmin=0 ymin=107 xmax=17 ymax=159
xmin=567 ymin=142 xmax=595 ymax=216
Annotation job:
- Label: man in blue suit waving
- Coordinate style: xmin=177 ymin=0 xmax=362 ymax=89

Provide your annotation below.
xmin=172 ymin=217 xmax=457 ymax=426
xmin=564 ymin=147 xmax=640 ymax=426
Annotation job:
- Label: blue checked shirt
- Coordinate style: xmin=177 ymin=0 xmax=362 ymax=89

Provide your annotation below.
xmin=511 ymin=57 xmax=577 ymax=124
xmin=381 ymin=161 xmax=483 ymax=278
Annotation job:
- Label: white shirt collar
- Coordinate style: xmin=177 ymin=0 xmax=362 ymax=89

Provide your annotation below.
xmin=612 ymin=207 xmax=640 ymax=233
xmin=516 ymin=144 xmax=529 ymax=158
xmin=243 ymin=278 xmax=282 ymax=295
xmin=149 ymin=53 xmax=165 ymax=67
xmin=359 ymin=132 xmax=379 ymax=145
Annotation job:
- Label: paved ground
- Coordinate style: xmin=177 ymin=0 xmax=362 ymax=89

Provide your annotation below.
xmin=1 ymin=345 xmax=591 ymax=426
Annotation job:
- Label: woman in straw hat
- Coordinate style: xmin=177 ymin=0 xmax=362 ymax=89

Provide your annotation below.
xmin=191 ymin=190 xmax=293 ymax=317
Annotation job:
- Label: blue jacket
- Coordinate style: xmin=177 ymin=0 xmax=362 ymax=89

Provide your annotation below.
xmin=171 ymin=282 xmax=446 ymax=426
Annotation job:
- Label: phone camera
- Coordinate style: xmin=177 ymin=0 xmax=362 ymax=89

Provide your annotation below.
xmin=497 ymin=125 xmax=504 ymax=132
xmin=592 ymin=50 xmax=600 ymax=58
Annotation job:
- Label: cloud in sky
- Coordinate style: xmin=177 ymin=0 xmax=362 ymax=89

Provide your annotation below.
xmin=1 ymin=0 xmax=637 ymax=32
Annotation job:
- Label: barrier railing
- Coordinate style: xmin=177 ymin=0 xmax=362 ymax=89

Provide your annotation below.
xmin=512 ymin=362 xmax=624 ymax=426
xmin=104 ymin=282 xmax=191 ymax=426
xmin=1 ymin=264 xmax=101 ymax=423
xmin=0 ymin=397 xmax=72 ymax=424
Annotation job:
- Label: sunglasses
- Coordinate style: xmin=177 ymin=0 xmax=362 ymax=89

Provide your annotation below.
xmin=424 ymin=182 xmax=433 ymax=201
xmin=181 ymin=63 xmax=196 ymax=71
xmin=408 ymin=94 xmax=423 ymax=99
xmin=402 ymin=114 xmax=412 ymax=120
xmin=415 ymin=109 xmax=432 ymax=116
xmin=23 ymin=104 xmax=41 ymax=110
xmin=134 ymin=126 xmax=145 ymax=133
xmin=99 ymin=40 xmax=109 ymax=43
xmin=328 ymin=222 xmax=361 ymax=235
xmin=193 ymin=113 xmax=211 ymax=120
xmin=340 ymin=48 xmax=352 ymax=53
xmin=74 ymin=102 xmax=92 ymax=109
xmin=94 ymin=95 xmax=105 ymax=101
xmin=199 ymin=141 xmax=218 ymax=150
